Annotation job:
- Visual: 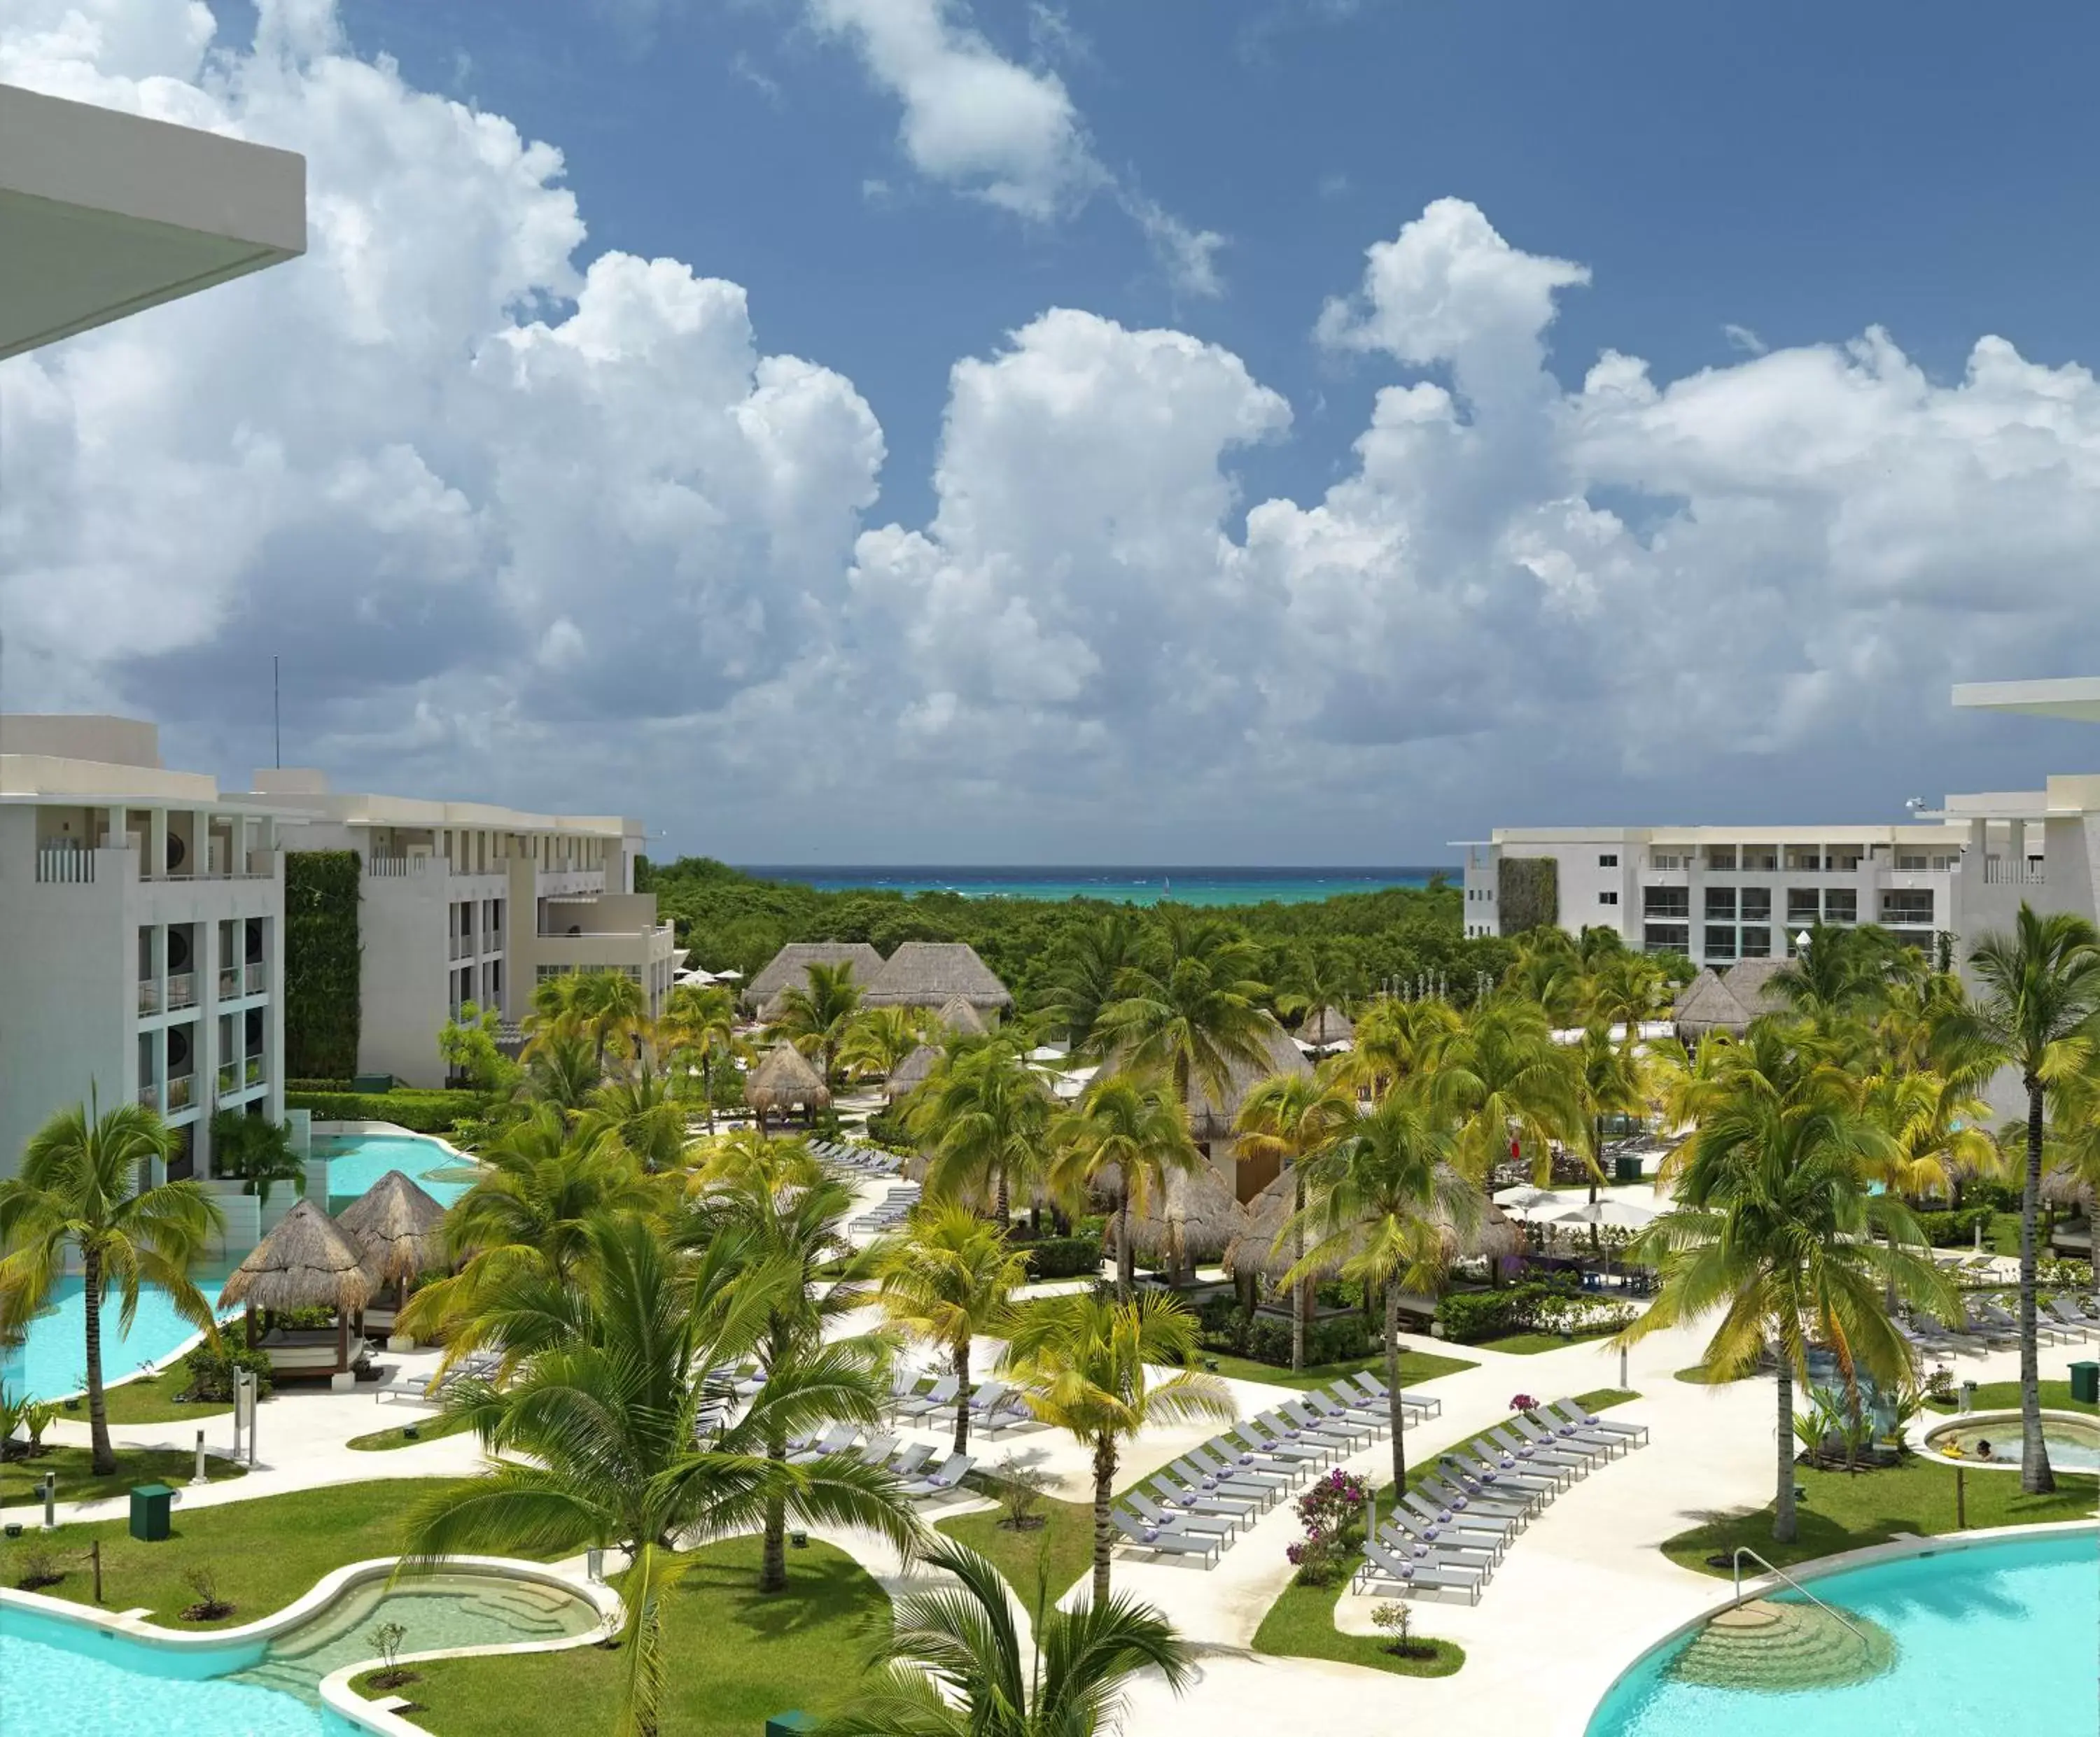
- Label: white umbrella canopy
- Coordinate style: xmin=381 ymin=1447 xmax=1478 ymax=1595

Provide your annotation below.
xmin=1494 ymin=1186 xmax=1580 ymax=1217
xmin=1553 ymin=1199 xmax=1660 ymax=1229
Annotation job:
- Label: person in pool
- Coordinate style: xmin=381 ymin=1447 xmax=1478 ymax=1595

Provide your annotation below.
xmin=1973 ymin=1438 xmax=1994 ymax=1461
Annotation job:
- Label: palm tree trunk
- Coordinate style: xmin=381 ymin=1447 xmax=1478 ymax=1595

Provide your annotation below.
xmin=1117 ymin=1192 xmax=1134 ymax=1300
xmin=1385 ymin=1280 xmax=1406 ymax=1491
xmin=1292 ymin=1172 xmax=1307 ymax=1374
xmin=1774 ymin=1360 xmax=1798 ymax=1544
xmin=761 ymin=1427 xmax=789 ymax=1594
xmin=83 ymin=1245 xmax=115 ymax=1477
xmin=953 ymin=1338 xmax=972 ymax=1455
xmin=2018 ymin=1076 xmax=2054 ymax=1494
xmin=1091 ymin=1434 xmax=1117 ymax=1605
xmin=995 ymin=1162 xmax=1009 ymax=1229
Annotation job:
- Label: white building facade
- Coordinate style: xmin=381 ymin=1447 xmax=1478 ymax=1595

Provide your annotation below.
xmin=250 ymin=771 xmax=676 ymax=1087
xmin=1459 ymin=679 xmax=2100 ymax=969
xmin=0 ymin=718 xmax=288 ymax=1183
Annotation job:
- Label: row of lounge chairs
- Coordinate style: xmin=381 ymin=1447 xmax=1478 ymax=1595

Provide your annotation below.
xmin=1111 ymin=1373 xmax=1444 ymax=1569
xmin=779 ymin=1422 xmax=975 ymax=1500
xmin=808 ymin=1139 xmax=904 ymax=1176
xmin=1898 ymin=1294 xmax=2077 ymax=1358
xmin=850 ymin=1183 xmax=922 ymax=1235
xmin=1354 ymin=1397 xmax=1650 ymax=1605
xmin=887 ymin=1371 xmax=1034 ymax=1435
xmin=372 ymin=1347 xmax=502 ymax=1405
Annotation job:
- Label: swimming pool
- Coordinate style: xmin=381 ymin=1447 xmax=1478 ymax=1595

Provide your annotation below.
xmin=313 ymin=1130 xmax=480 ymax=1209
xmin=1924 ymin=1411 xmax=2100 ymax=1473
xmin=1586 ymin=1529 xmax=2099 ymax=1736
xmin=0 ymin=1272 xmax=234 ymax=1403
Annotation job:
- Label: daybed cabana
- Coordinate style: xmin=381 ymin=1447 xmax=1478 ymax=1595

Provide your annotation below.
xmin=218 ymin=1199 xmax=378 ymax=1388
xmin=747 ymin=1041 xmax=831 ymax=1132
xmin=334 ymin=1169 xmax=447 ymax=1345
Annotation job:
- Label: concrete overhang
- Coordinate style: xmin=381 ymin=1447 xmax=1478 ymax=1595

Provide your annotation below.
xmin=1 ymin=82 xmax=304 ymax=359
xmin=1952 ymin=677 xmax=2100 ymax=725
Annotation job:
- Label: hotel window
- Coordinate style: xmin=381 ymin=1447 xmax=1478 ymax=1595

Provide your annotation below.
xmin=1704 ymin=845 xmax=1737 ymax=871
xmin=1599 ymin=890 xmax=1619 ymax=906
xmin=1649 ymin=852 xmax=1686 ymax=870
xmin=1704 ymin=926 xmax=1738 ymax=961
xmin=1740 ymin=887 xmax=1771 ymax=921
xmin=1933 ymin=854 xmax=1959 ymax=872
xmin=1742 ymin=847 xmax=1777 ymax=872
xmin=1880 ymin=889 xmax=1935 ymax=924
xmin=1704 ymin=886 xmax=1737 ymax=920
xmin=1785 ymin=847 xmax=1823 ymax=872
xmin=1896 ymin=854 xmax=1928 ymax=872
xmin=1740 ymin=927 xmax=1772 ymax=957
xmin=1823 ymin=888 xmax=1858 ymax=923
xmin=1644 ymin=923 xmax=1689 ymax=955
xmin=1830 ymin=849 xmax=1864 ymax=872
xmin=1786 ymin=889 xmax=1821 ymax=923
xmin=1644 ymin=886 xmax=1689 ymax=919
xmin=1598 ymin=853 xmax=1618 ymax=868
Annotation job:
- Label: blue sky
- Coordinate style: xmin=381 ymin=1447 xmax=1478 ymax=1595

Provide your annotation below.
xmin=8 ymin=1 xmax=2099 ymax=861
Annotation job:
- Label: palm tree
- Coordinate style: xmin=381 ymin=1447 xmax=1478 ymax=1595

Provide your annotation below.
xmin=1337 ymin=994 xmax=1459 ymax=1102
xmin=659 ymin=981 xmax=740 ymax=1133
xmin=686 ymin=1158 xmax=889 ymax=1592
xmin=1618 ymin=1040 xmax=1957 ymax=1542
xmin=910 ymin=1035 xmax=1052 ymax=1225
xmin=1960 ymin=906 xmax=2100 ymax=1494
xmin=1091 ymin=913 xmax=1273 ymax=1277
xmin=402 ymin=1214 xmax=920 ymax=1737
xmin=1273 ymin=940 xmax=1365 ymax=1032
xmin=1425 ymin=997 xmax=1581 ymax=1182
xmin=520 ymin=1025 xmax=603 ymax=1117
xmin=580 ymin=1055 xmax=690 ymax=1172
xmin=1280 ymin=1095 xmax=1478 ymax=1488
xmin=1040 ymin=911 xmax=1144 ymax=1050
xmin=1768 ymin=924 xmax=1905 ymax=1020
xmin=1233 ymin=1071 xmax=1354 ymax=1370
xmin=829 ymin=1537 xmax=1192 ymax=1737
xmin=767 ymin=960 xmax=864 ymax=1083
xmin=1001 ymin=1292 xmax=1233 ymax=1603
xmin=1571 ymin=1021 xmax=1648 ymax=1203
xmin=396 ymin=1106 xmax=670 ymax=1365
xmin=579 ymin=971 xmax=650 ymax=1073
xmin=1048 ymin=1074 xmax=1201 ymax=1299
xmin=837 ymin=1006 xmax=930 ymax=1083
xmin=0 ymin=1097 xmax=224 ymax=1475
xmin=871 ymin=1204 xmax=1030 ymax=1452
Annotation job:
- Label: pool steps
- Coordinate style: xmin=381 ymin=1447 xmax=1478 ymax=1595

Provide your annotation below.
xmin=1669 ymin=1597 xmax=1897 ymax=1691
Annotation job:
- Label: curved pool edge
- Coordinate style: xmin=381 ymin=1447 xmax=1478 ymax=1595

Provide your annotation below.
xmin=1917 ymin=1408 xmax=2096 ymax=1470
xmin=1567 ymin=1519 xmax=2100 ymax=1737
xmin=1 ymin=1552 xmax=623 ymax=1736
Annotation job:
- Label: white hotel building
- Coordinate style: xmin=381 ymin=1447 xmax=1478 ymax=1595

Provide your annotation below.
xmin=1459 ymin=679 xmax=2100 ymax=969
xmin=250 ymin=771 xmax=676 ymax=1087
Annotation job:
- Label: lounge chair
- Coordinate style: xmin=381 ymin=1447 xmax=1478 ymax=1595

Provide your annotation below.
xmin=967 ymin=1381 xmax=1030 ymax=1434
xmin=1443 ymin=1450 xmax=1556 ymax=1505
xmin=855 ymin=1431 xmax=899 ymax=1466
xmin=1419 ymin=1473 xmax=1530 ymax=1528
xmin=1150 ymin=1473 xmax=1262 ymax=1529
xmin=1297 ymin=1392 xmax=1385 ymax=1439
xmin=2058 ymin=1294 xmax=2100 ymax=1327
xmin=1546 ymin=1398 xmax=1648 ymax=1447
xmin=1280 ymin=1397 xmax=1374 ymax=1447
xmin=1112 ymin=1509 xmax=1223 ymax=1567
xmin=1486 ymin=1427 xmax=1583 ymax=1484
xmin=1194 ymin=1442 xmax=1304 ymax=1489
xmin=1401 ymin=1488 xmax=1521 ymax=1545
xmin=1511 ymin=1411 xmax=1619 ymax=1463
xmin=1173 ymin=1454 xmax=1280 ymax=1504
xmin=2047 ymin=1299 xmax=2099 ymax=1339
xmin=790 ymin=1423 xmax=860 ymax=1463
xmin=1379 ymin=1513 xmax=1499 ymax=1570
xmin=1232 ymin=1420 xmax=1331 ymax=1466
xmin=1126 ymin=1491 xmax=1238 ymax=1539
xmin=886 ymin=1442 xmax=935 ymax=1479
xmin=1353 ymin=1538 xmax=1482 ymax=1604
xmin=1349 ymin=1371 xmax=1440 ymax=1419
xmin=904 ymin=1452 xmax=975 ymax=1500
xmin=1255 ymin=1407 xmax=1355 ymax=1454
xmin=897 ymin=1374 xmax=961 ymax=1420
xmin=1976 ymin=1299 xmax=2065 ymax=1344
xmin=1955 ymin=1307 xmax=2020 ymax=1349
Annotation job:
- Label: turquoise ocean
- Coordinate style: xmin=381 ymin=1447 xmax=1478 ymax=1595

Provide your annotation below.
xmin=736 ymin=866 xmax=1452 ymax=908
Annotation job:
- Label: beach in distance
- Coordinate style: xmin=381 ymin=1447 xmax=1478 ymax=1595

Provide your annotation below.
xmin=734 ymin=866 xmax=1451 ymax=906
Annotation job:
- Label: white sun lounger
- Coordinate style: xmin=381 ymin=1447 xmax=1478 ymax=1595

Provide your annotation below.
xmin=1354 ymin=1538 xmax=1483 ymax=1604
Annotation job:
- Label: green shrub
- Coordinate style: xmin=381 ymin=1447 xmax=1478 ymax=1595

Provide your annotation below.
xmin=1022 ymin=1236 xmax=1103 ymax=1281
xmin=285 ymin=1089 xmax=487 ymax=1134
xmin=182 ymin=1342 xmax=274 ymax=1402
xmin=285 ymin=851 xmax=360 ymax=1080
xmin=1914 ymin=1207 xmax=1995 ymax=1248
xmin=1435 ymin=1279 xmax=1636 ymax=1344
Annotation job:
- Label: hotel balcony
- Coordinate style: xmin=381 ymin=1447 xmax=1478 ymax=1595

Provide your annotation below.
xmin=166 ymin=1073 xmax=195 ymax=1112
xmin=245 ymin=961 xmax=267 ymax=995
xmin=135 ymin=1079 xmax=160 ymax=1109
xmin=216 ymin=1060 xmax=240 ymax=1097
xmin=218 ymin=965 xmax=241 ymax=999
xmin=138 ymin=978 xmax=161 ymax=1016
xmin=167 ymin=971 xmax=197 ymax=1011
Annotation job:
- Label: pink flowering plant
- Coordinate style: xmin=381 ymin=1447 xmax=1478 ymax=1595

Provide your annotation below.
xmin=1509 ymin=1393 xmax=1539 ymax=1414
xmin=1284 ymin=1468 xmax=1371 ymax=1587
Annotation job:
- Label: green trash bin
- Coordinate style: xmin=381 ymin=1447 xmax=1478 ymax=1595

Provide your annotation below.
xmin=764 ymin=1715 xmax=815 ymax=1737
xmin=2071 ymin=1361 xmax=2099 ymax=1405
xmin=351 ymin=1072 xmax=394 ymax=1094
xmin=129 ymin=1482 xmax=176 ymax=1542
xmin=1614 ymin=1153 xmax=1644 ymax=1184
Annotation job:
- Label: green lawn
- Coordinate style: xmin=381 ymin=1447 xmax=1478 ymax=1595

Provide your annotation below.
xmin=1660 ymin=1456 xmax=2098 ymax=1577
xmin=348 ymin=1412 xmax=473 ymax=1453
xmin=1923 ymin=1379 xmax=2096 ymax=1416
xmin=1 ymin=1444 xmax=246 ymax=1509
xmin=1251 ymin=1578 xmax=1464 ymax=1676
xmin=0 ymin=1477 xmax=465 ymax=1625
xmin=83 ymin=1370 xmax=232 ymax=1426
xmin=1674 ymin=1363 xmax=1748 ymax=1385
xmin=937 ymin=1483 xmax=1110 ymax=1605
xmin=1476 ymin=1327 xmax=1620 ymax=1356
xmin=1198 ymin=1346 xmax=1476 ymax=1391
xmin=363 ymin=1535 xmax=892 ymax=1737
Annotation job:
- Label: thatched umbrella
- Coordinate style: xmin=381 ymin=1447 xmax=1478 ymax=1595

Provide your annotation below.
xmin=937 ymin=994 xmax=989 ymax=1039
xmin=1110 ymin=1160 xmax=1244 ymax=1276
xmin=1183 ymin=1019 xmax=1312 ymax=1146
xmin=886 ymin=1041 xmax=941 ymax=1102
xmin=862 ymin=941 xmax=1014 ymax=1012
xmin=1299 ymin=1006 xmax=1355 ymax=1051
xmin=747 ymin=1041 xmax=830 ymax=1132
xmin=1672 ymin=968 xmax=1751 ymax=1040
xmin=335 ymin=1169 xmax=448 ymax=1318
xmin=218 ymin=1199 xmax=377 ymax=1373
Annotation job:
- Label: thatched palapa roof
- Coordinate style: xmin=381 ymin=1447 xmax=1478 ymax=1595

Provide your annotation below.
xmin=745 ymin=941 xmax=886 ymax=1004
xmin=1184 ymin=1018 xmax=1312 ymax=1145
xmin=334 ymin=1170 xmax=448 ymax=1285
xmin=1298 ymin=1006 xmax=1355 ymax=1049
xmin=1673 ymin=959 xmax=1790 ymax=1039
xmin=1108 ymin=1160 xmax=1245 ymax=1265
xmin=863 ymin=941 xmax=1013 ymax=1011
xmin=746 ymin=1041 xmax=831 ymax=1112
xmin=219 ymin=1200 xmax=377 ymax=1314
xmin=886 ymin=1041 xmax=942 ymax=1100
xmin=937 ymin=994 xmax=989 ymax=1038
xmin=1222 ymin=1171 xmax=1520 ymax=1281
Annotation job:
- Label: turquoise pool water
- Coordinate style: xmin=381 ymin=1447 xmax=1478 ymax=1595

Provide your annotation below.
xmin=314 ymin=1131 xmax=478 ymax=1209
xmin=1586 ymin=1531 xmax=2099 ymax=1736
xmin=0 ymin=1272 xmax=233 ymax=1403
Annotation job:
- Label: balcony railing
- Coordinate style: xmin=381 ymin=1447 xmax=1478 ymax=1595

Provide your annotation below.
xmin=451 ymin=931 xmax=472 ymax=959
xmin=167 ymin=1074 xmax=194 ymax=1111
xmin=35 ymin=847 xmax=95 ymax=884
xmin=138 ymin=978 xmax=161 ymax=1015
xmin=1983 ymin=862 xmax=2046 ymax=886
xmin=136 ymin=1081 xmax=160 ymax=1109
xmin=218 ymin=966 xmax=241 ymax=999
xmin=217 ymin=1062 xmax=240 ymax=1096
xmin=167 ymin=971 xmax=197 ymax=1010
xmin=368 ymin=853 xmax=440 ymax=878
xmin=245 ymin=1055 xmax=265 ymax=1087
xmin=245 ymin=961 xmax=267 ymax=994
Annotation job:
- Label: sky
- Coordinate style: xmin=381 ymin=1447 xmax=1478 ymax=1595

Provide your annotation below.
xmin=4 ymin=0 xmax=2099 ymax=864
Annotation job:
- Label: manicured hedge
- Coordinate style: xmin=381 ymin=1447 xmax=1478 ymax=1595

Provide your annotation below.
xmin=1914 ymin=1207 xmax=1996 ymax=1248
xmin=1436 ymin=1280 xmax=1636 ymax=1344
xmin=285 ymin=851 xmax=361 ymax=1080
xmin=1021 ymin=1236 xmax=1103 ymax=1281
xmin=285 ymin=1088 xmax=487 ymax=1134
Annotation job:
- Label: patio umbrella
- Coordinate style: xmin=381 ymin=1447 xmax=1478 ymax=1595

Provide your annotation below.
xmin=1553 ymin=1199 xmax=1659 ymax=1229
xmin=1494 ymin=1185 xmax=1575 ymax=1217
